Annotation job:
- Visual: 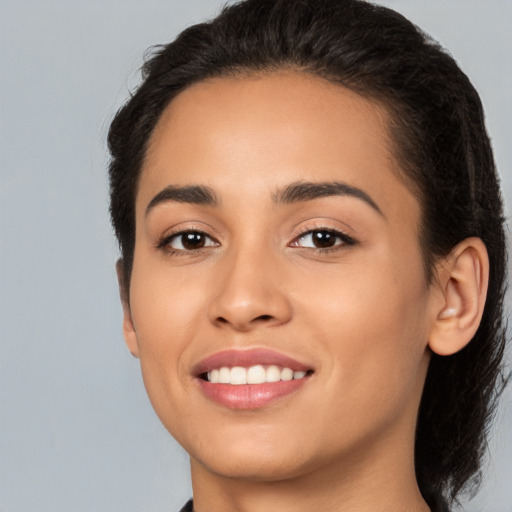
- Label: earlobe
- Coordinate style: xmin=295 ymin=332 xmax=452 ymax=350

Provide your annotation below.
xmin=428 ymin=238 xmax=489 ymax=356
xmin=115 ymin=260 xmax=140 ymax=358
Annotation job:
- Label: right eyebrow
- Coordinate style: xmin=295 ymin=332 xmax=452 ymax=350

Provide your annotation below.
xmin=145 ymin=185 xmax=218 ymax=216
xmin=274 ymin=180 xmax=384 ymax=217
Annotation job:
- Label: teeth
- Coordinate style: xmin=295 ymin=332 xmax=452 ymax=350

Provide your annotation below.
xmin=266 ymin=365 xmax=281 ymax=382
xmin=230 ymin=367 xmax=247 ymax=385
xmin=205 ymin=365 xmax=309 ymax=384
xmin=219 ymin=367 xmax=230 ymax=384
xmin=247 ymin=365 xmax=266 ymax=384
xmin=281 ymin=368 xmax=293 ymax=381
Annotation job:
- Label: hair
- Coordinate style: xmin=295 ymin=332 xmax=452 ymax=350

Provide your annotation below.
xmin=107 ymin=0 xmax=508 ymax=507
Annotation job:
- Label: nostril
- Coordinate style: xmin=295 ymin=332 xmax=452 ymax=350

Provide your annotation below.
xmin=255 ymin=314 xmax=273 ymax=321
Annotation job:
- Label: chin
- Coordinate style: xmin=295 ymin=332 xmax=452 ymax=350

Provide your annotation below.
xmin=180 ymin=425 xmax=311 ymax=481
xmin=186 ymin=426 xmax=345 ymax=484
xmin=196 ymin=451 xmax=315 ymax=482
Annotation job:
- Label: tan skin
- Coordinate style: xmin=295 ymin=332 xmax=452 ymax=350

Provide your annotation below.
xmin=118 ymin=72 xmax=489 ymax=512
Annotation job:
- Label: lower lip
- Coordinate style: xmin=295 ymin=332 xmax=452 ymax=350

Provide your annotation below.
xmin=197 ymin=378 xmax=309 ymax=410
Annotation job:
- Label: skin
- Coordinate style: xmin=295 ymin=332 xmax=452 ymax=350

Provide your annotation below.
xmin=119 ymin=72 xmax=488 ymax=512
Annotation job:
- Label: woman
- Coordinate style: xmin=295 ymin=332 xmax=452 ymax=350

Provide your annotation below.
xmin=107 ymin=1 xmax=508 ymax=511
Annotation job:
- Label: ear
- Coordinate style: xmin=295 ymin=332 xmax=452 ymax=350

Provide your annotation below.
xmin=116 ymin=259 xmax=139 ymax=358
xmin=428 ymin=238 xmax=489 ymax=356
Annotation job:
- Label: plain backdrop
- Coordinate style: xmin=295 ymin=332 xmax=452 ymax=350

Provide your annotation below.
xmin=1 ymin=1 xmax=511 ymax=511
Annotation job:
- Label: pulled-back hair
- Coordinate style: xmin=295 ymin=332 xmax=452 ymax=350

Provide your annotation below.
xmin=108 ymin=0 xmax=508 ymax=507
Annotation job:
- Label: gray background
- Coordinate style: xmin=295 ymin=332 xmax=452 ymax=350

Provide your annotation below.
xmin=0 ymin=1 xmax=510 ymax=510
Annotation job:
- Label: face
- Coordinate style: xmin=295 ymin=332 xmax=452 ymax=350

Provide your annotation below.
xmin=122 ymin=72 xmax=437 ymax=482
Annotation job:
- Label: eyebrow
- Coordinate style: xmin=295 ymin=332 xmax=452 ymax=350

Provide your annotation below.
xmin=145 ymin=185 xmax=218 ymax=215
xmin=274 ymin=181 xmax=383 ymax=216
xmin=145 ymin=180 xmax=383 ymax=217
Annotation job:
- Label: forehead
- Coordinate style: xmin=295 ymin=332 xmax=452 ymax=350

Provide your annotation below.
xmin=140 ymin=71 xmax=419 ymax=227
xmin=145 ymin=71 xmax=392 ymax=174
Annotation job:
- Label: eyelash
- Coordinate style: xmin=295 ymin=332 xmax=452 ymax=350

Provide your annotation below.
xmin=157 ymin=229 xmax=220 ymax=255
xmin=157 ymin=227 xmax=357 ymax=255
xmin=290 ymin=227 xmax=357 ymax=252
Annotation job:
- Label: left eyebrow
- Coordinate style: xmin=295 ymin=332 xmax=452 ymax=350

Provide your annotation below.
xmin=145 ymin=184 xmax=218 ymax=216
xmin=273 ymin=181 xmax=383 ymax=216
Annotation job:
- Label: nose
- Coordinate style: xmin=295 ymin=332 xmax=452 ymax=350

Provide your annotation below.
xmin=207 ymin=248 xmax=293 ymax=332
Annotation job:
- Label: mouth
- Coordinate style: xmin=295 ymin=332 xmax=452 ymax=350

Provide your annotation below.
xmin=199 ymin=365 xmax=311 ymax=384
xmin=194 ymin=348 xmax=314 ymax=409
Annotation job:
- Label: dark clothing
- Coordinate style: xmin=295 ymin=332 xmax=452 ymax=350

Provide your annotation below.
xmin=180 ymin=500 xmax=193 ymax=512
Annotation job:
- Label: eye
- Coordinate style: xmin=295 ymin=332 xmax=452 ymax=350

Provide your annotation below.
xmin=161 ymin=231 xmax=219 ymax=252
xmin=290 ymin=229 xmax=355 ymax=250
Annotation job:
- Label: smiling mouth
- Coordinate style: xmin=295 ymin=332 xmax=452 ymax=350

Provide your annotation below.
xmin=200 ymin=365 xmax=313 ymax=385
xmin=194 ymin=348 xmax=314 ymax=409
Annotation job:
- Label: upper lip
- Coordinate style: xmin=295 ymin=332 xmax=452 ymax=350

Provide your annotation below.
xmin=193 ymin=348 xmax=313 ymax=376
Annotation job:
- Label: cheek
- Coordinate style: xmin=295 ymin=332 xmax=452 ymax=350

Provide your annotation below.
xmin=130 ymin=254 xmax=207 ymax=343
xmin=128 ymin=258 xmax=207 ymax=401
xmin=127 ymin=271 xmax=205 ymax=442
xmin=295 ymin=252 xmax=431 ymax=412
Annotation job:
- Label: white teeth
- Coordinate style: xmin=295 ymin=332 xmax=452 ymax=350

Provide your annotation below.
xmin=230 ymin=366 xmax=247 ymax=385
xmin=218 ymin=367 xmax=230 ymax=384
xmin=247 ymin=365 xmax=266 ymax=384
xmin=266 ymin=365 xmax=281 ymax=382
xmin=206 ymin=365 xmax=309 ymax=384
xmin=281 ymin=368 xmax=293 ymax=381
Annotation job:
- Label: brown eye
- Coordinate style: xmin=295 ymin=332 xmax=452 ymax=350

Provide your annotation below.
xmin=181 ymin=232 xmax=206 ymax=249
xmin=291 ymin=229 xmax=355 ymax=250
xmin=310 ymin=231 xmax=336 ymax=248
xmin=166 ymin=231 xmax=218 ymax=251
